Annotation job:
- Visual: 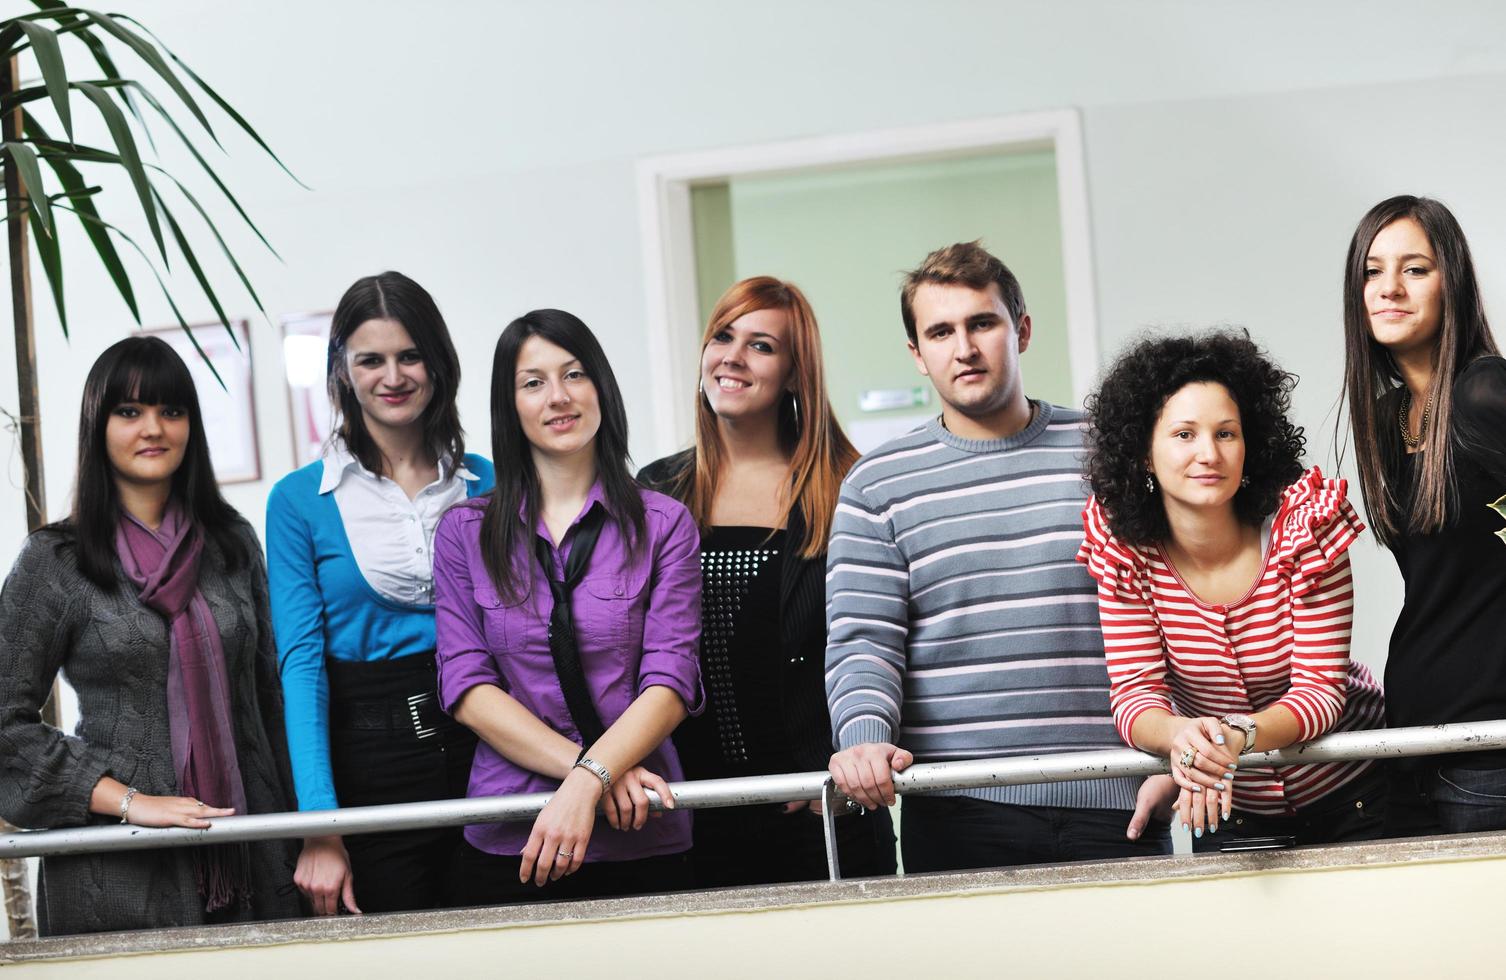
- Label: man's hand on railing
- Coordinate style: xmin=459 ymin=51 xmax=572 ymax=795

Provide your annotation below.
xmin=1125 ymin=775 xmax=1177 ymax=841
xmin=828 ymin=742 xmax=915 ymax=811
xmin=295 ymin=835 xmax=360 ymax=916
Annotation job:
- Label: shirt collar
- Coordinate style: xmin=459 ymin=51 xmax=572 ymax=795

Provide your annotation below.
xmin=519 ymin=479 xmax=614 ymax=531
xmin=318 ymin=440 xmax=477 ymax=495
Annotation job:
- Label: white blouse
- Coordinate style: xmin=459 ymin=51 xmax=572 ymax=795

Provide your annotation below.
xmin=319 ymin=440 xmax=478 ymax=606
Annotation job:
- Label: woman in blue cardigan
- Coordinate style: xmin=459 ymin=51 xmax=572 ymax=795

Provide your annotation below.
xmin=267 ymin=272 xmax=493 ymax=915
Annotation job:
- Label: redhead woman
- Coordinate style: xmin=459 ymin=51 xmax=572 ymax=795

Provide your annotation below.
xmin=638 ymin=277 xmax=896 ymax=885
xmin=1079 ymin=330 xmax=1386 ymax=849
xmin=0 ymin=337 xmax=299 ymax=935
xmin=435 ymin=309 xmax=702 ymax=903
xmin=1341 ymin=196 xmax=1506 ymax=836
xmin=267 ymin=272 xmax=494 ymax=915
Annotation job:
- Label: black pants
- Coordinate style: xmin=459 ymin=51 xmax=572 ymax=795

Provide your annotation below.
xmin=327 ymin=653 xmax=477 ymax=914
xmin=1191 ymin=765 xmax=1386 ymax=853
xmin=690 ymin=804 xmax=896 ymax=888
xmin=446 ymin=843 xmax=693 ymax=907
xmin=900 ymin=795 xmax=1171 ymax=874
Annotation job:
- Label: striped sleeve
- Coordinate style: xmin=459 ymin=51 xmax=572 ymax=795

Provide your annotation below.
xmin=1274 ymin=548 xmax=1355 ymax=740
xmin=1078 ymin=497 xmax=1172 ymax=746
xmin=825 ymin=476 xmax=909 ymax=750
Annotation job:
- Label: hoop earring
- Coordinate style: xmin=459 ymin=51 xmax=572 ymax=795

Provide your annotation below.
xmin=1145 ymin=472 xmax=1157 ymax=494
xmin=789 ymin=392 xmax=800 ymax=431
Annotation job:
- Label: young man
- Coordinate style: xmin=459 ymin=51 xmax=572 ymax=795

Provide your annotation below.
xmin=825 ymin=242 xmax=1172 ymax=872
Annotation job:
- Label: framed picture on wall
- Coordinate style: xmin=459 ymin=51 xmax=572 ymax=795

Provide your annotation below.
xmin=280 ymin=311 xmax=333 ymax=468
xmin=139 ymin=320 xmax=262 ymax=484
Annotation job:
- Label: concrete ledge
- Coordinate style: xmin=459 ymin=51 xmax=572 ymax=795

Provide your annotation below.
xmin=4 ymin=830 xmax=1503 ymax=964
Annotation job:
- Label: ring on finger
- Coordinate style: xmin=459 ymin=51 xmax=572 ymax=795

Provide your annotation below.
xmin=1178 ymin=747 xmax=1196 ymax=768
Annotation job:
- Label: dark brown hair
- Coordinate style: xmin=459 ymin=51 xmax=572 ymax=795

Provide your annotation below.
xmin=326 ymin=271 xmax=465 ymax=475
xmin=1340 ymin=195 xmax=1499 ymax=544
xmin=478 ymin=309 xmax=645 ymax=601
xmin=667 ymin=276 xmax=857 ymax=559
xmin=900 ymin=240 xmax=1027 ymax=344
xmin=62 ymin=336 xmax=248 ymax=587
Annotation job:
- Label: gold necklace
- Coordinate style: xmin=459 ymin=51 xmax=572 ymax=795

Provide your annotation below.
xmin=1398 ymin=388 xmax=1434 ymax=450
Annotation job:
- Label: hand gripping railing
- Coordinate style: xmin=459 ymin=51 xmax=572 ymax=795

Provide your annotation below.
xmin=5 ymin=720 xmax=1506 ymax=882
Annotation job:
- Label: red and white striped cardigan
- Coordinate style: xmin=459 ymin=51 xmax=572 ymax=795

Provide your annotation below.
xmin=1077 ymin=468 xmax=1386 ymax=815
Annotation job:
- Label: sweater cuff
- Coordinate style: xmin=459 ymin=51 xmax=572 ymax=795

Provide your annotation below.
xmin=837 ymin=716 xmax=896 ymax=751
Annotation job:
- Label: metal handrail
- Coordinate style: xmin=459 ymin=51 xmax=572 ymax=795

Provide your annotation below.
xmin=5 ymin=720 xmax=1506 ymax=881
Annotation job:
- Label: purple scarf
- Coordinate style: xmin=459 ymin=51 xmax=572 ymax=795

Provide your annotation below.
xmin=116 ymin=505 xmax=249 ymax=911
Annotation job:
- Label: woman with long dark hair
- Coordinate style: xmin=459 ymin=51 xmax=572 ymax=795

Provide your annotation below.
xmin=637 ymin=277 xmax=895 ymax=885
xmin=434 ymin=309 xmax=702 ymax=903
xmin=1079 ymin=330 xmax=1386 ymax=848
xmin=267 ymin=271 xmax=493 ymax=915
xmin=0 ymin=337 xmax=299 ymax=935
xmin=1340 ymin=195 xmax=1506 ymax=835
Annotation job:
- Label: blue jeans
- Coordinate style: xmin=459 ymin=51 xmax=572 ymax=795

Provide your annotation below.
xmin=1433 ymin=766 xmax=1506 ymax=834
xmin=1384 ymin=761 xmax=1506 ymax=837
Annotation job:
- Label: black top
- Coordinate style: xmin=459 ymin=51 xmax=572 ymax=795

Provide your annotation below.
xmin=1382 ymin=356 xmax=1506 ymax=767
xmin=674 ymin=525 xmax=793 ymax=778
xmin=637 ymin=451 xmax=835 ymax=774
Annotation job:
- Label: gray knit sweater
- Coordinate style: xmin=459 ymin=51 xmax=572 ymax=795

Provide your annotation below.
xmin=825 ymin=405 xmax=1141 ymax=811
xmin=0 ymin=522 xmax=300 ymax=936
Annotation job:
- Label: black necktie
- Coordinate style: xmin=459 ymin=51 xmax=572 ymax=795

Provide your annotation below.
xmin=534 ymin=505 xmax=609 ymax=746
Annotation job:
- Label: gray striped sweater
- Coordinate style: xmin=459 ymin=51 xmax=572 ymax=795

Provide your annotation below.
xmin=825 ymin=403 xmax=1140 ymax=811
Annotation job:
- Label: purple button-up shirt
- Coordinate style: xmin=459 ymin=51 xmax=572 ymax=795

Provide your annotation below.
xmin=433 ymin=482 xmax=703 ymax=860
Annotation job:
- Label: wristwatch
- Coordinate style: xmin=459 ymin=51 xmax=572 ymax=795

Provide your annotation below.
xmin=573 ymin=757 xmax=612 ymax=793
xmin=1219 ymin=714 xmax=1257 ymax=754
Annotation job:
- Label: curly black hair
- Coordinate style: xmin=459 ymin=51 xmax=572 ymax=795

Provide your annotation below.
xmin=1083 ymin=329 xmax=1307 ymax=547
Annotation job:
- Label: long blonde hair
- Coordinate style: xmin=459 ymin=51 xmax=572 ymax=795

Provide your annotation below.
xmin=670 ymin=277 xmax=857 ymax=559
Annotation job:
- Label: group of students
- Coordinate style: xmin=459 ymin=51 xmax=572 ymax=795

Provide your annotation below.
xmin=0 ymin=193 xmax=1501 ymax=937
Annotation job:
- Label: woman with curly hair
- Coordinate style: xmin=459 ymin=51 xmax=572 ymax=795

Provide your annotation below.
xmin=1341 ymin=196 xmax=1506 ymax=836
xmin=1077 ymin=330 xmax=1386 ymax=849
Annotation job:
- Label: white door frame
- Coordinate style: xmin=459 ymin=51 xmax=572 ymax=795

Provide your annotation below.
xmin=636 ymin=108 xmax=1099 ymax=457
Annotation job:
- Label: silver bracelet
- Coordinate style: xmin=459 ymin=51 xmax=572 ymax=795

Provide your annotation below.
xmin=119 ymin=786 xmax=139 ymax=824
xmin=573 ymin=757 xmax=611 ymax=793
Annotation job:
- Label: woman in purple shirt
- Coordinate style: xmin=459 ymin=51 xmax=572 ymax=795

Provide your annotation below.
xmin=434 ymin=308 xmax=703 ymax=903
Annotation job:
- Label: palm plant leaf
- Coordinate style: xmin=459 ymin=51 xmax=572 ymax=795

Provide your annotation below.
xmin=151 ymin=186 xmax=240 ymax=349
xmin=13 ymin=21 xmax=70 ymax=138
xmin=4 ymin=2 xmax=298 ymax=379
xmin=113 ymin=14 xmax=307 ymax=189
xmin=23 ymin=1 xmax=157 ymax=148
xmin=70 ymin=80 xmax=166 ymax=261
xmin=23 ymin=111 xmax=140 ymax=323
xmin=1 ymin=140 xmax=53 ymax=237
xmin=53 ymin=199 xmax=227 ymax=389
xmin=22 ymin=110 xmax=139 ymax=323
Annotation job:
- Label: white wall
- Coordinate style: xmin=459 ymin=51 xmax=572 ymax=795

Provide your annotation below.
xmin=3 ymin=0 xmax=1505 ymax=670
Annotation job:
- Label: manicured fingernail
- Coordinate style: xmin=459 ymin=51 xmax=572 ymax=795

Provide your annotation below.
xmin=1223 ymin=772 xmax=1234 ymax=781
xmin=1210 ymin=823 xmax=1218 ymax=834
xmin=1214 ymin=782 xmax=1226 ymax=791
xmin=1214 ymin=734 xmax=1226 ymax=745
xmin=1223 ymin=809 xmax=1231 ymax=820
xmin=1229 ymin=763 xmax=1238 ymax=770
xmin=1194 ymin=827 xmax=1203 ymax=838
xmin=1181 ymin=823 xmax=1189 ymax=832
xmin=1191 ymin=785 xmax=1202 ymax=793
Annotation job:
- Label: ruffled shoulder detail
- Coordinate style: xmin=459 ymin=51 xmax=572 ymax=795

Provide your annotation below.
xmin=1271 ymin=466 xmax=1366 ymax=597
xmin=1076 ymin=495 xmax=1148 ymax=597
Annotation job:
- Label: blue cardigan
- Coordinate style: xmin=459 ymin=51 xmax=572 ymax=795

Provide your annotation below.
xmin=266 ymin=454 xmax=495 ymax=811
